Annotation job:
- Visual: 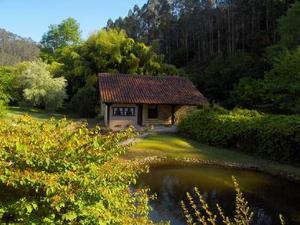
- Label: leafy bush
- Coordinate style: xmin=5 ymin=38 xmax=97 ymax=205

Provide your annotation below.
xmin=20 ymin=61 xmax=67 ymax=111
xmin=178 ymin=108 xmax=300 ymax=164
xmin=0 ymin=66 xmax=21 ymax=104
xmin=0 ymin=100 xmax=6 ymax=117
xmin=0 ymin=84 xmax=8 ymax=116
xmin=69 ymin=85 xmax=99 ymax=118
xmin=0 ymin=116 xmax=157 ymax=224
xmin=0 ymin=67 xmax=12 ymax=116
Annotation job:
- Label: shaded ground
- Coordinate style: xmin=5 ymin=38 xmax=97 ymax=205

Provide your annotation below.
xmin=126 ymin=133 xmax=300 ymax=182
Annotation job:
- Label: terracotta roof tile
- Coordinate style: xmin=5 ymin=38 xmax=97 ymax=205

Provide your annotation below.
xmin=98 ymin=73 xmax=206 ymax=105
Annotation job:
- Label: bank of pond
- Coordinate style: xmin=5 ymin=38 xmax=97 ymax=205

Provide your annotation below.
xmin=136 ymin=164 xmax=300 ymax=225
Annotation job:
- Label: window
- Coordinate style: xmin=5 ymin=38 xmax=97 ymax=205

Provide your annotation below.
xmin=148 ymin=105 xmax=158 ymax=119
xmin=112 ymin=107 xmax=135 ymax=117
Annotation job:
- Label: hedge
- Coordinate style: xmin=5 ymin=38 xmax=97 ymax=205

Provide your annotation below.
xmin=178 ymin=108 xmax=300 ymax=164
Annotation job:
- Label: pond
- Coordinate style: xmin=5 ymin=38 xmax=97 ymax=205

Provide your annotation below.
xmin=136 ymin=164 xmax=300 ymax=225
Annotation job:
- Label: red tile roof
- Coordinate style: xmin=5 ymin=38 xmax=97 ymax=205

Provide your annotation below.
xmin=98 ymin=73 xmax=206 ymax=105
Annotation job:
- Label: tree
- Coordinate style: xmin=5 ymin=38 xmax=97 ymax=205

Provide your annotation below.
xmin=20 ymin=61 xmax=67 ymax=111
xmin=55 ymin=29 xmax=179 ymax=97
xmin=107 ymin=0 xmax=294 ymax=68
xmin=230 ymin=77 xmax=265 ymax=109
xmin=231 ymin=0 xmax=300 ymax=113
xmin=263 ymin=47 xmax=300 ymax=113
xmin=197 ymin=52 xmax=267 ymax=107
xmin=233 ymin=47 xmax=300 ymax=113
xmin=40 ymin=18 xmax=81 ymax=61
xmin=278 ymin=1 xmax=300 ymax=49
xmin=82 ymin=29 xmax=169 ymax=75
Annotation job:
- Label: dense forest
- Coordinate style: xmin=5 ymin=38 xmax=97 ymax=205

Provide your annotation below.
xmin=1 ymin=0 xmax=300 ymax=116
xmin=0 ymin=29 xmax=40 ymax=66
xmin=107 ymin=0 xmax=300 ymax=114
xmin=107 ymin=0 xmax=293 ymax=66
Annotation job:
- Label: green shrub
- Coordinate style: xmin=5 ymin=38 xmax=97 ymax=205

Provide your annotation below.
xmin=0 ymin=100 xmax=6 ymax=117
xmin=0 ymin=116 xmax=158 ymax=224
xmin=0 ymin=66 xmax=21 ymax=105
xmin=178 ymin=108 xmax=300 ymax=164
xmin=69 ymin=85 xmax=99 ymax=118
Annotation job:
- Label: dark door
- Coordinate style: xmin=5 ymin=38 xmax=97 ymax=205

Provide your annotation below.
xmin=148 ymin=104 xmax=158 ymax=119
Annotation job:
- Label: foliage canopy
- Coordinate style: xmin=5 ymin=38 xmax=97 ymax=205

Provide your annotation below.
xmin=53 ymin=28 xmax=179 ymax=115
xmin=40 ymin=17 xmax=81 ymax=61
xmin=233 ymin=47 xmax=300 ymax=114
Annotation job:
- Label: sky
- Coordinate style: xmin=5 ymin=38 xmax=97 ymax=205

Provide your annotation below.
xmin=0 ymin=0 xmax=147 ymax=42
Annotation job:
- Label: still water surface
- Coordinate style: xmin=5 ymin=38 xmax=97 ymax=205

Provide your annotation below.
xmin=137 ymin=165 xmax=300 ymax=225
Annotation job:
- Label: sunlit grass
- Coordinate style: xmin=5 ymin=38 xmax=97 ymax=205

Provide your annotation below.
xmin=130 ymin=133 xmax=254 ymax=162
xmin=133 ymin=135 xmax=198 ymax=152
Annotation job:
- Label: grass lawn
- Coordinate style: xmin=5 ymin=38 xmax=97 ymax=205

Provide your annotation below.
xmin=2 ymin=106 xmax=103 ymax=125
xmin=127 ymin=133 xmax=300 ymax=181
xmin=2 ymin=106 xmax=102 ymax=128
xmin=4 ymin=106 xmax=66 ymax=121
